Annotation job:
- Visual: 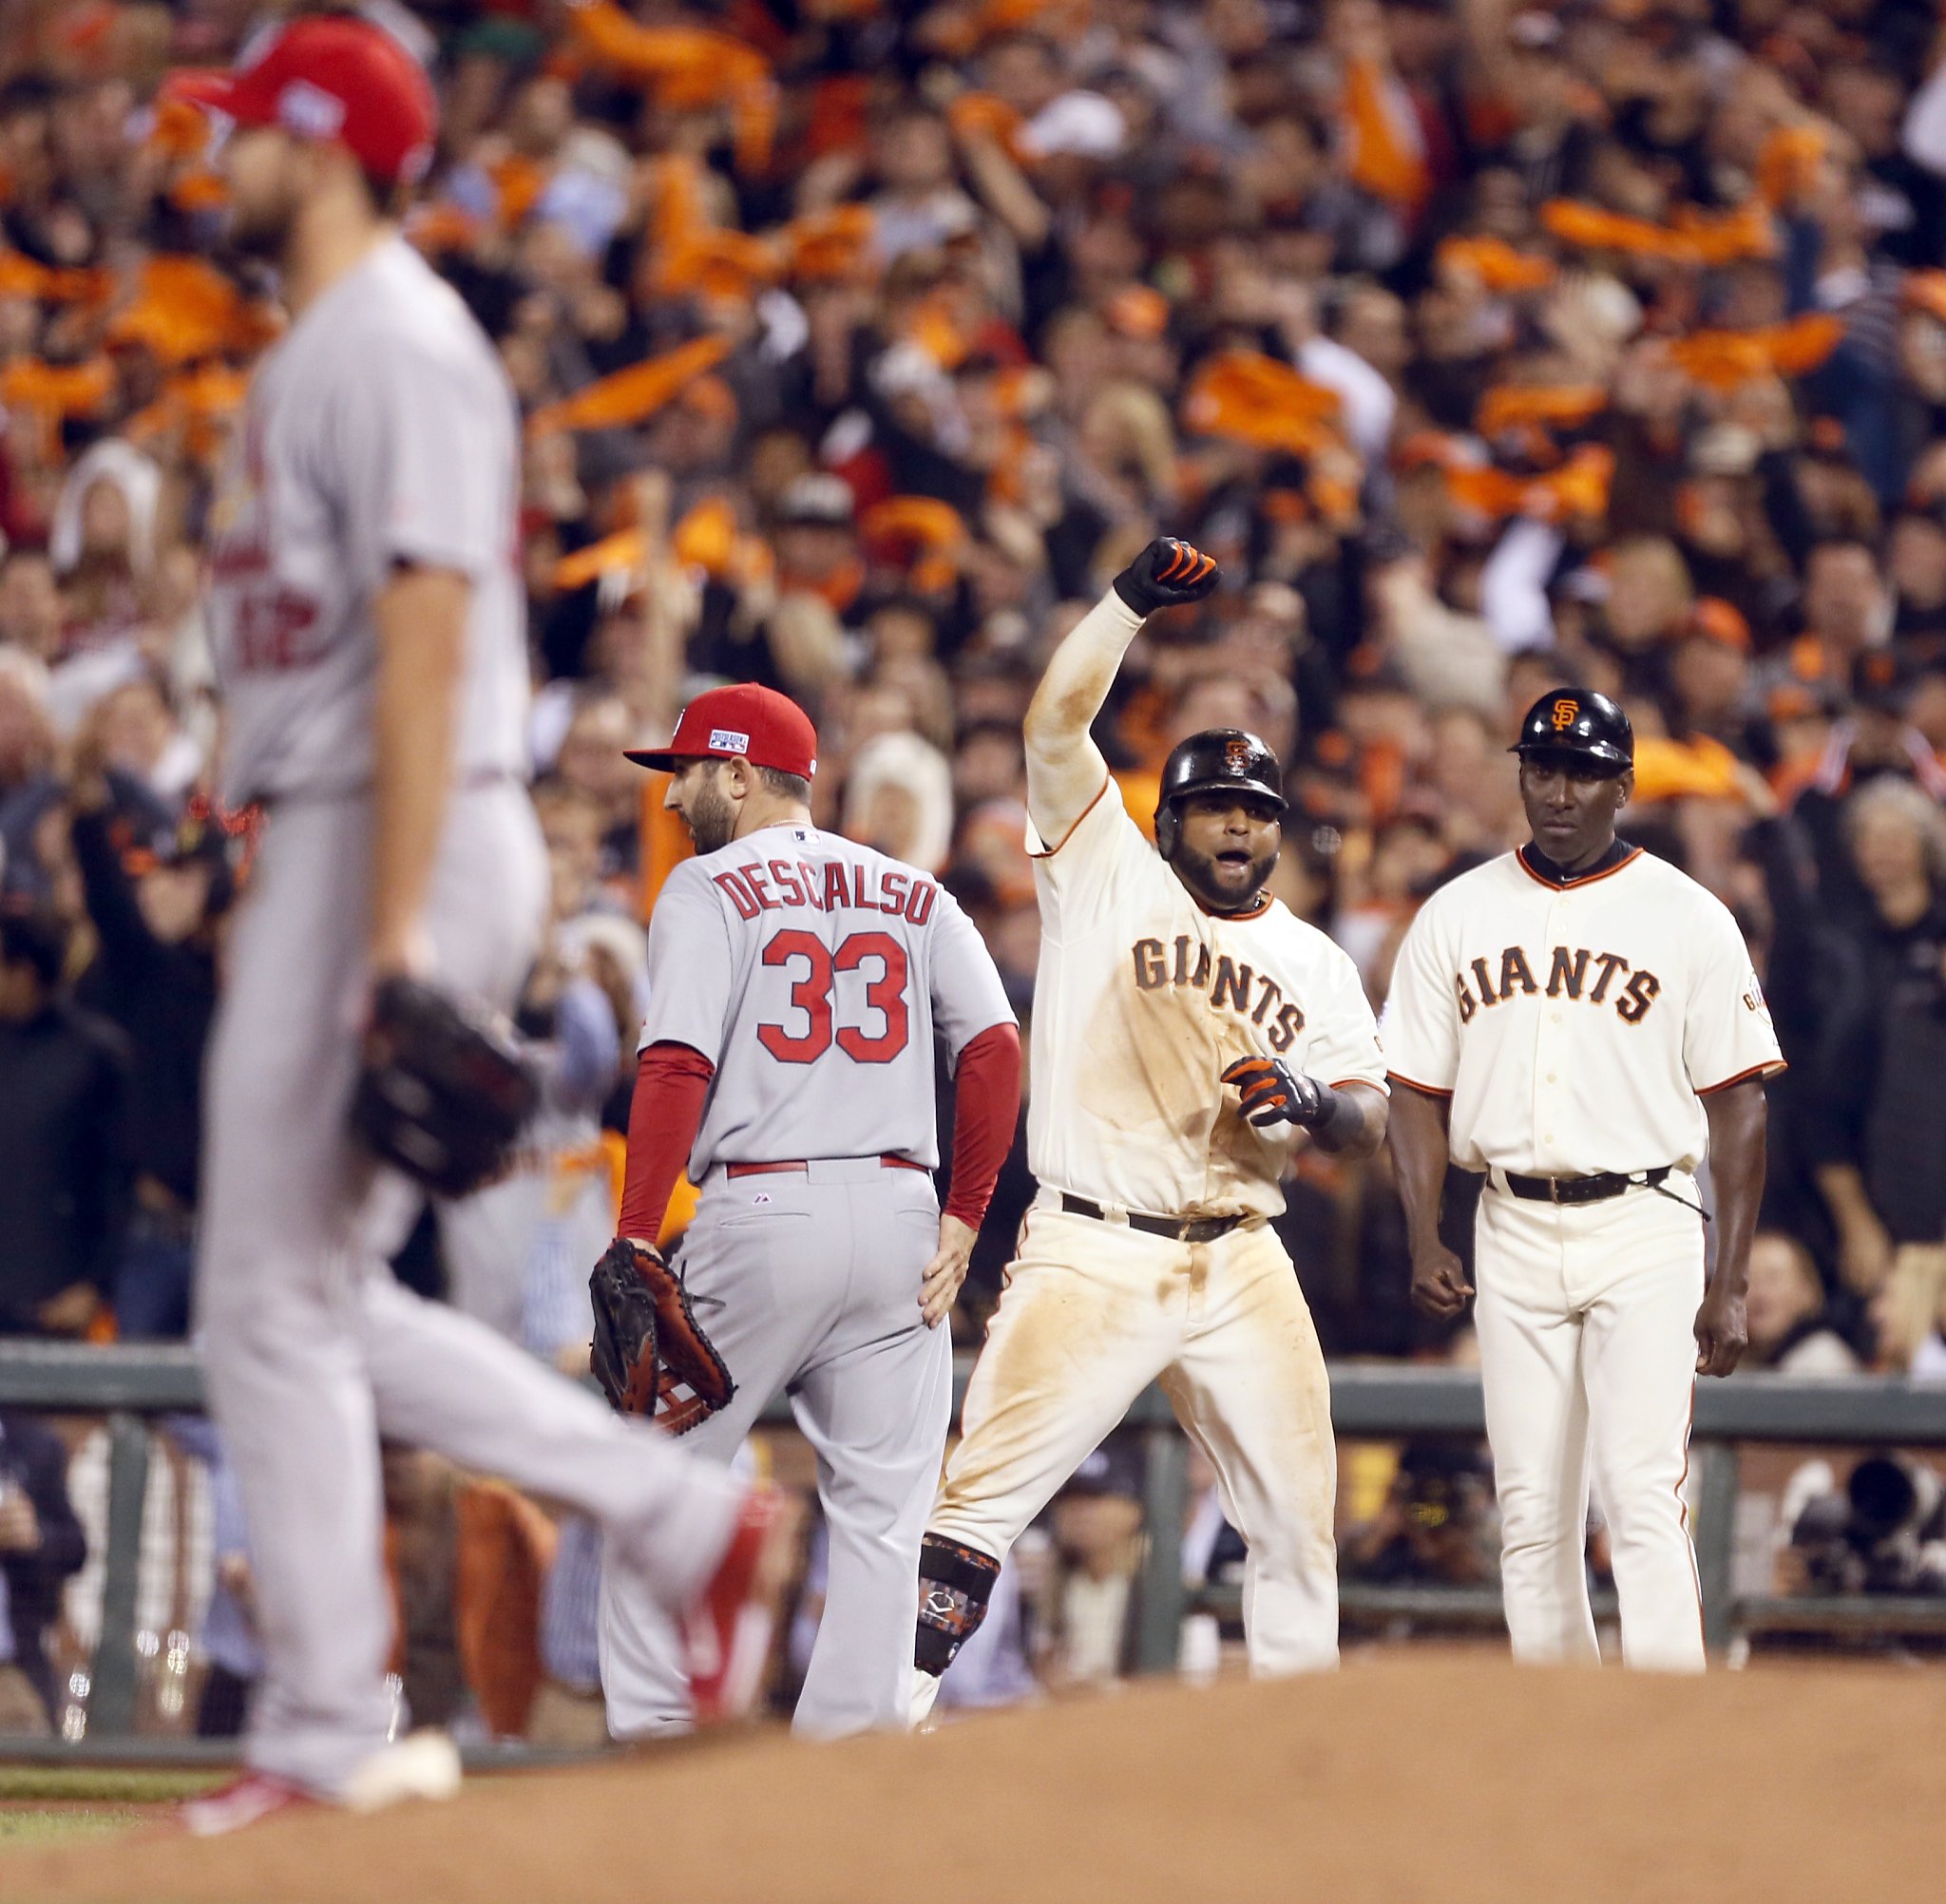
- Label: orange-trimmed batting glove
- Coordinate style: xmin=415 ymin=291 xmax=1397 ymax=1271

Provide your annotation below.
xmin=1113 ymin=537 xmax=1220 ymax=616
xmin=1222 ymin=1056 xmax=1327 ymax=1132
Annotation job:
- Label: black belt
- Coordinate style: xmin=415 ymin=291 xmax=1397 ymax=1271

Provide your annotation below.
xmin=1059 ymin=1194 xmax=1246 ymax=1245
xmin=1499 ymin=1166 xmax=1672 ymax=1206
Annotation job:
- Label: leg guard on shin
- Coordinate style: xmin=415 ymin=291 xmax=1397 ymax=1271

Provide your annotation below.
xmin=914 ymin=1535 xmax=1001 ymax=1678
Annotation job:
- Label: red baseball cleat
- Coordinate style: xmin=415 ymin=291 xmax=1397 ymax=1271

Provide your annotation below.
xmin=180 ymin=1770 xmax=315 ymax=1837
xmin=684 ymin=1487 xmax=797 ymax=1724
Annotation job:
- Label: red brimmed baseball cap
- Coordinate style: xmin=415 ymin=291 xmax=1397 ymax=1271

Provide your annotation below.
xmin=163 ymin=16 xmax=437 ymax=187
xmin=625 ymin=684 xmax=820 ymax=779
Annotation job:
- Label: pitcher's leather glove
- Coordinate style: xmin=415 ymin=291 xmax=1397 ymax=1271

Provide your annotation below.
xmin=590 ymin=1237 xmax=735 ymax=1433
xmin=1113 ymin=537 xmax=1220 ymax=617
xmin=349 ymin=977 xmax=539 ymax=1198
xmin=1222 ymin=1055 xmax=1328 ymax=1133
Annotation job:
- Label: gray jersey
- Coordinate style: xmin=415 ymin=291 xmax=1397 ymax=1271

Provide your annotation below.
xmin=205 ymin=236 xmax=527 ymax=806
xmin=640 ymin=824 xmax=1014 ymax=1173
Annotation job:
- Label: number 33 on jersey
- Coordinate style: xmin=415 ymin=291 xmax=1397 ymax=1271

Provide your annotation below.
xmin=639 ymin=827 xmax=1013 ymax=1172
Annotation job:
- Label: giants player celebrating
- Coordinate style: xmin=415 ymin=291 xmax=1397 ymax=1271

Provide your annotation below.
xmin=1383 ymin=691 xmax=1782 ymax=1671
xmin=601 ymin=684 xmax=1020 ymax=1739
xmin=912 ymin=540 xmax=1388 ymax=1712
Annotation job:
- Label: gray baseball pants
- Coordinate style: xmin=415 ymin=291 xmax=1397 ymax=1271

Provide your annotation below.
xmin=601 ymin=1156 xmax=952 ymax=1740
xmin=196 ymin=784 xmax=744 ymax=1794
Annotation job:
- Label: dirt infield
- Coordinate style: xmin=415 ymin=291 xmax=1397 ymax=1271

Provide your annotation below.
xmin=3 ymin=1654 xmax=1941 ymax=1903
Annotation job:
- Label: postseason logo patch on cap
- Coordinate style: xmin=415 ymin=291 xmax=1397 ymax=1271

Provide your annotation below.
xmin=709 ymin=729 xmax=751 ymax=754
xmin=277 ymin=78 xmax=348 ymax=141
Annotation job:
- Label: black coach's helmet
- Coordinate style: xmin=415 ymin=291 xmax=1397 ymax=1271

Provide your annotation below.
xmin=1510 ymin=689 xmax=1633 ymax=775
xmin=1154 ymin=729 xmax=1288 ymax=858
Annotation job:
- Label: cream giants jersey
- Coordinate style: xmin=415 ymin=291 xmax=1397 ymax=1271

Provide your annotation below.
xmin=1026 ymin=777 xmax=1386 ymax=1222
xmin=1380 ymin=845 xmax=1784 ymax=1176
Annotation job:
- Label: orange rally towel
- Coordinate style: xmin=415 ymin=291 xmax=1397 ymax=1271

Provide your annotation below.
xmin=1342 ymin=56 xmax=1428 ymax=207
xmin=1666 ymin=314 xmax=1844 ymax=390
xmin=526 ymin=335 xmax=735 ymax=436
xmin=1183 ymin=349 xmax=1345 ymax=457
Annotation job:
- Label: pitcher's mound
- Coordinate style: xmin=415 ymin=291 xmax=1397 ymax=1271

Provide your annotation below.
xmin=6 ymin=1653 xmax=1942 ymax=1903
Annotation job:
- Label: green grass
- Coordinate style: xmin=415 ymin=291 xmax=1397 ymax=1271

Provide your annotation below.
xmin=0 ymin=1805 xmax=143 ymax=1848
xmin=0 ymin=1765 xmax=223 ymax=1860
xmin=0 ymin=1766 xmax=221 ymax=1805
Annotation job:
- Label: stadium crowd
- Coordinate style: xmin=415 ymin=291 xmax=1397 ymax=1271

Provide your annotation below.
xmin=4 ymin=0 xmax=1946 ymax=1728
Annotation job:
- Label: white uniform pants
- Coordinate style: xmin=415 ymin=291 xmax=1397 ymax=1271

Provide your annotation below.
xmin=197 ymin=787 xmax=743 ymax=1793
xmin=1474 ymin=1176 xmax=1707 ymax=1672
xmin=926 ymin=1196 xmax=1339 ymax=1690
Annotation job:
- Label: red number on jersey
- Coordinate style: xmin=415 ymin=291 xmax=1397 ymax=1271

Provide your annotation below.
xmin=833 ymin=932 xmax=910 ymax=1061
xmin=756 ymin=930 xmax=834 ymax=1063
xmin=756 ymin=929 xmax=912 ymax=1065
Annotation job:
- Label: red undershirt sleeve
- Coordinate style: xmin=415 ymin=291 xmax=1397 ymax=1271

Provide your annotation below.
xmin=616 ymin=1041 xmax=715 ymax=1242
xmin=943 ymin=1021 xmax=1023 ymax=1229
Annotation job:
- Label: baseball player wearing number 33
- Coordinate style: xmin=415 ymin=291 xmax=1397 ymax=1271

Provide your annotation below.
xmin=599 ymin=684 xmax=1021 ymax=1741
xmin=911 ymin=540 xmax=1390 ymax=1715
xmin=1383 ymin=690 xmax=1783 ymax=1671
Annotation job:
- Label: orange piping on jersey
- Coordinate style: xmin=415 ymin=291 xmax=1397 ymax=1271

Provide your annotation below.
xmin=1696 ymin=1059 xmax=1787 ymax=1095
xmin=1329 ymin=1077 xmax=1387 ymax=1094
xmin=1384 ymin=1070 xmax=1453 ymax=1098
xmin=1027 ymin=772 xmax=1112 ymax=859
xmin=1514 ymin=844 xmax=1644 ymax=892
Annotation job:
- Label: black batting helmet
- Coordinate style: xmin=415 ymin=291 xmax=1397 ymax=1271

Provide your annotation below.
xmin=1510 ymin=689 xmax=1632 ymax=775
xmin=1154 ymin=729 xmax=1287 ymax=858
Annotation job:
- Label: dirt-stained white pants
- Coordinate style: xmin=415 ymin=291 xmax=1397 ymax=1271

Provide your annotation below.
xmin=1474 ymin=1175 xmax=1707 ymax=1672
xmin=921 ymin=1193 xmax=1339 ymax=1711
xmin=197 ymin=786 xmax=744 ymax=1795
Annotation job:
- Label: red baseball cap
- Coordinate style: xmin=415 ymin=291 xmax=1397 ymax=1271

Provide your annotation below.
xmin=164 ymin=16 xmax=437 ymax=187
xmin=625 ymin=684 xmax=820 ymax=780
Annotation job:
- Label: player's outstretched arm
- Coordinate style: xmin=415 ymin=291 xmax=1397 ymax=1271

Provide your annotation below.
xmin=1695 ymin=1077 xmax=1766 ymax=1377
xmin=1022 ymin=537 xmax=1217 ymax=847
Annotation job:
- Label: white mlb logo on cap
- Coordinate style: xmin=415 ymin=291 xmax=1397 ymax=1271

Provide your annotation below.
xmin=710 ymin=729 xmax=751 ymax=753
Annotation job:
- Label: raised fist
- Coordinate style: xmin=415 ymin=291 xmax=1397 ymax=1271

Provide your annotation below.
xmin=1222 ymin=1055 xmax=1326 ymax=1132
xmin=1113 ymin=537 xmax=1220 ymax=618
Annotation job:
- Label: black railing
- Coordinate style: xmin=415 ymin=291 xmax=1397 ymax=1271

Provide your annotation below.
xmin=0 ymin=1343 xmax=1941 ymax=1756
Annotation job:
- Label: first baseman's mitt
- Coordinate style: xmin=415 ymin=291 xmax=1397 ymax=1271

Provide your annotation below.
xmin=350 ymin=976 xmax=540 ymax=1199
xmin=589 ymin=1237 xmax=735 ymax=1433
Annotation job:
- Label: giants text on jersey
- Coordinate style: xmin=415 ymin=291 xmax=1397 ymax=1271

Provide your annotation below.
xmin=1382 ymin=846 xmax=1784 ymax=1177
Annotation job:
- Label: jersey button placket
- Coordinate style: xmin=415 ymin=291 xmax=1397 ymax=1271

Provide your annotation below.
xmin=1534 ymin=894 xmax=1569 ymax=1169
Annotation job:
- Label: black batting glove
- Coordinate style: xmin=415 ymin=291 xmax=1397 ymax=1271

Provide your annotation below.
xmin=1222 ymin=1056 xmax=1327 ymax=1132
xmin=1113 ymin=537 xmax=1220 ymax=617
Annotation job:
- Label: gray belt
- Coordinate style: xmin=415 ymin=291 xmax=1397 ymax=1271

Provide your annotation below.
xmin=251 ymin=768 xmax=524 ymax=809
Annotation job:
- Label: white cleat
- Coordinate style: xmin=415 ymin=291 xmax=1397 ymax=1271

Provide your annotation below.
xmin=340 ymin=1728 xmax=464 ymax=1814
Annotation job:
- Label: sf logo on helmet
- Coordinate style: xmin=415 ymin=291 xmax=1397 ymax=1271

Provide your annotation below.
xmin=1551 ymin=698 xmax=1580 ymax=732
xmin=1225 ymin=737 xmax=1253 ymax=771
